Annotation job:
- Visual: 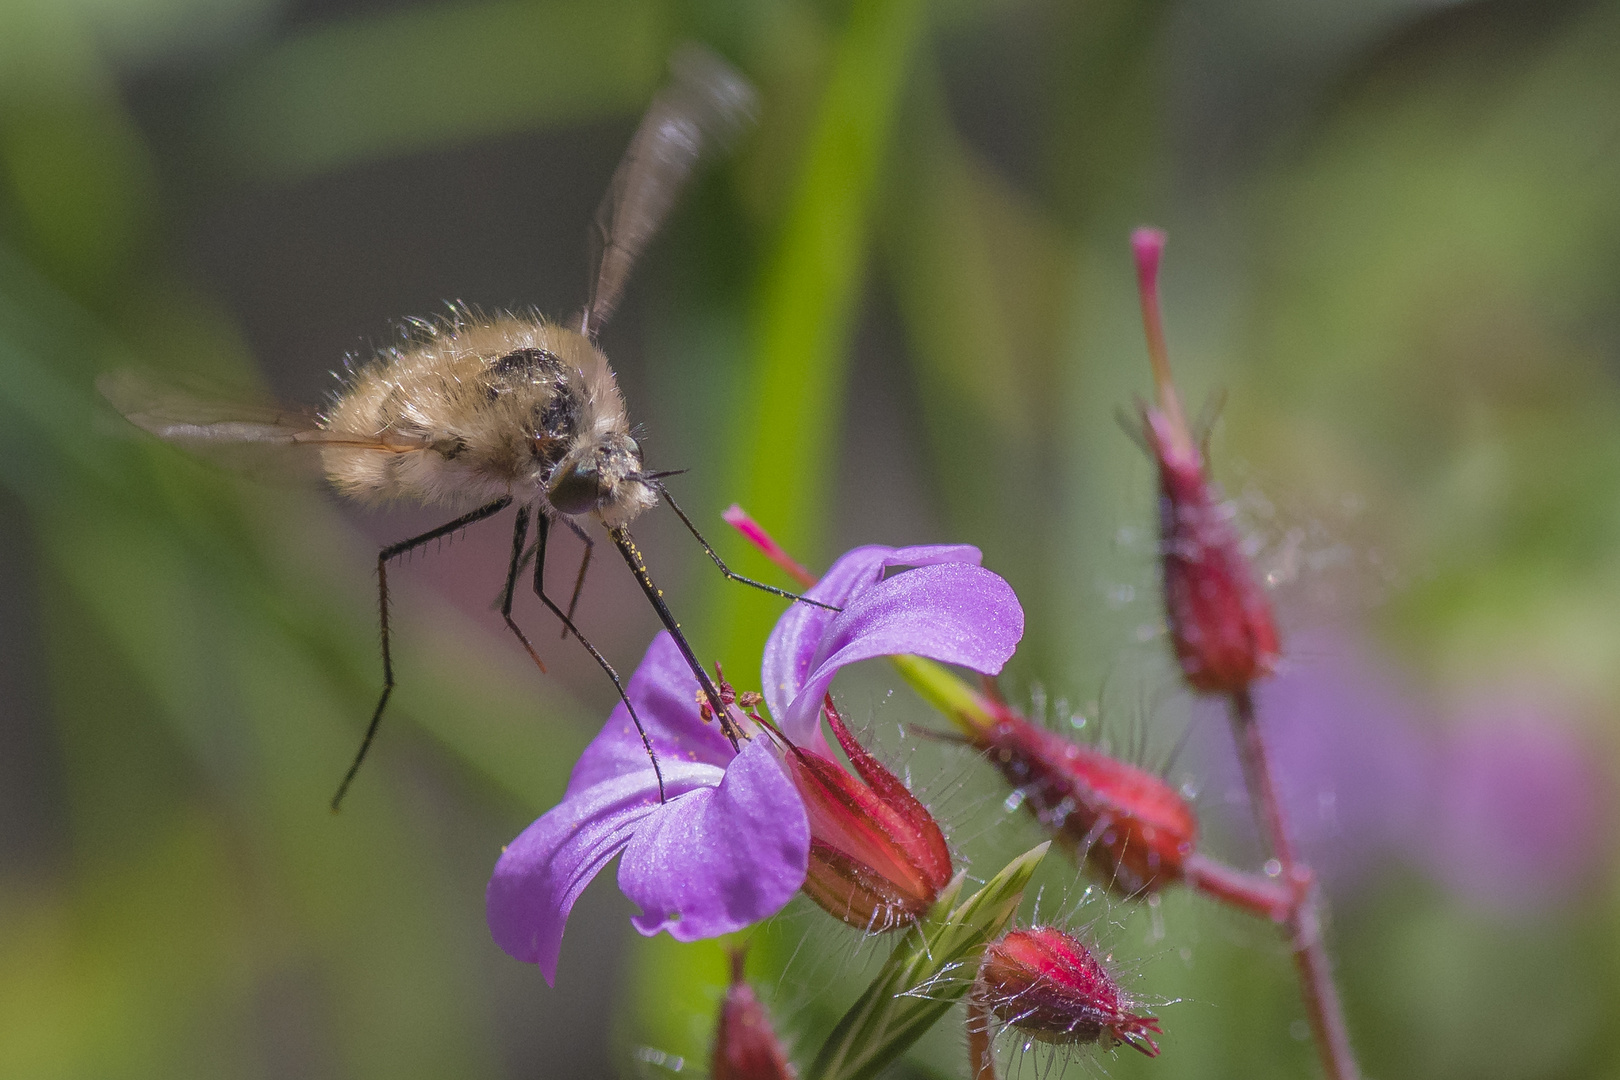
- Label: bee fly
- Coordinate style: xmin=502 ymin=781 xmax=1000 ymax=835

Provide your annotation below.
xmin=102 ymin=46 xmax=829 ymax=809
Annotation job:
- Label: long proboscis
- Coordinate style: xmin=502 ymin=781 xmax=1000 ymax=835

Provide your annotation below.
xmin=583 ymin=44 xmax=758 ymax=336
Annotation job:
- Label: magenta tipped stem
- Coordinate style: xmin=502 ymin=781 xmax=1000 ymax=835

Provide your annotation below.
xmin=723 ymin=504 xmax=816 ymax=587
xmin=1131 ymin=227 xmax=1194 ymax=458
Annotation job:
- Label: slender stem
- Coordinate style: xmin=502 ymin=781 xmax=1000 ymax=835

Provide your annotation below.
xmin=1181 ymin=853 xmax=1293 ymax=923
xmin=1131 ymin=228 xmax=1193 ymax=454
xmin=1228 ymin=689 xmax=1360 ymax=1080
xmin=965 ymin=991 xmax=997 ymax=1080
xmin=723 ymin=504 xmax=817 ymax=587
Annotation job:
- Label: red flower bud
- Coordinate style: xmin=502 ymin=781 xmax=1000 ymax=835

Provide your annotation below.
xmin=974 ymin=927 xmax=1161 ymax=1058
xmin=1133 ymin=228 xmax=1279 ymax=695
xmin=972 ymin=707 xmax=1195 ymax=895
xmin=784 ymin=698 xmax=954 ymax=931
xmin=1147 ymin=409 xmax=1281 ymax=693
xmin=712 ymin=950 xmax=795 ymax=1080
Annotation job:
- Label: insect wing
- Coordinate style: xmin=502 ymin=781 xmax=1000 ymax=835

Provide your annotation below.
xmin=98 ymin=369 xmax=433 ymax=475
xmin=100 ymin=369 xmax=313 ymax=441
xmin=584 ymin=44 xmax=758 ymax=336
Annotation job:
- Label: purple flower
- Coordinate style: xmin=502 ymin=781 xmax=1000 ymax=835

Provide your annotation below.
xmin=1192 ymin=628 xmax=1608 ymax=911
xmin=1427 ymin=690 xmax=1608 ymax=912
xmin=486 ymin=544 xmax=1024 ymax=983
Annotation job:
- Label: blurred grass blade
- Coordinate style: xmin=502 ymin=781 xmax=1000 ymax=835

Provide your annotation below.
xmin=717 ymin=0 xmax=926 ymax=667
xmin=804 ymin=843 xmax=1048 ymax=1080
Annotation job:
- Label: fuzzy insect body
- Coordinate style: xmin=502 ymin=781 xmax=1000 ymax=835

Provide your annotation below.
xmin=321 ymin=315 xmax=655 ymax=529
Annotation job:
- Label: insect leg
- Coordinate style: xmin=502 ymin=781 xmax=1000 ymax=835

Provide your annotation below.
xmin=331 ymin=495 xmax=513 ymax=812
xmin=656 ymin=487 xmax=840 ymax=612
xmin=607 ymin=524 xmax=741 ymax=748
xmin=534 ymin=514 xmax=667 ymax=801
xmin=498 ymin=505 xmax=551 ymax=675
xmin=558 ymin=515 xmax=595 ymax=639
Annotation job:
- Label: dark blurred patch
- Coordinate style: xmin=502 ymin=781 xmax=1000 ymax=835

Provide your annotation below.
xmin=0 ymin=488 xmax=65 ymax=875
xmin=252 ymin=965 xmax=342 ymax=1080
xmin=935 ymin=3 xmax=1053 ymax=200
xmin=1340 ymin=0 xmax=1593 ymax=102
xmin=487 ymin=874 xmax=630 ymax=1080
xmin=833 ymin=281 xmax=941 ymax=551
xmin=284 ymin=0 xmax=421 ymax=25
xmin=171 ymin=123 xmax=631 ymax=405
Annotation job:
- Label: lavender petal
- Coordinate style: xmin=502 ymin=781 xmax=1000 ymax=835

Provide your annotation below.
xmin=486 ymin=761 xmax=723 ymax=983
xmin=568 ymin=632 xmax=737 ymax=797
xmin=763 ymin=544 xmax=984 ymax=722
xmin=776 ymin=562 xmax=1024 ymax=743
xmin=618 ymin=737 xmax=809 ymax=941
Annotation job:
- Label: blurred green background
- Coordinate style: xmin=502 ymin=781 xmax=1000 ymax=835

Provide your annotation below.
xmin=2 ymin=0 xmax=1618 ymax=1076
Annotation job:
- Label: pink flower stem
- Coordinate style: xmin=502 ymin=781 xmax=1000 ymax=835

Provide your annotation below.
xmin=1132 ymin=228 xmax=1195 ymax=460
xmin=1180 ymin=853 xmax=1294 ymax=923
xmin=965 ymin=990 xmax=997 ymax=1080
xmin=1229 ymin=688 xmax=1360 ymax=1080
xmin=723 ymin=504 xmax=817 ymax=587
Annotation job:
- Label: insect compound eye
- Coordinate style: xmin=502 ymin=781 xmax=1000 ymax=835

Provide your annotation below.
xmin=547 ymin=459 xmax=609 ymax=515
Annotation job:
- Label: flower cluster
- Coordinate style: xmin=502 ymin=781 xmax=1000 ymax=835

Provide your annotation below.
xmin=471 ymin=228 xmax=1502 ymax=1080
xmin=486 ymin=544 xmax=1022 ymax=982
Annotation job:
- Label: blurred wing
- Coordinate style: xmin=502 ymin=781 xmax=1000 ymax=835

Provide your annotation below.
xmin=584 ymin=44 xmax=758 ymax=336
xmin=98 ymin=369 xmax=433 ymax=456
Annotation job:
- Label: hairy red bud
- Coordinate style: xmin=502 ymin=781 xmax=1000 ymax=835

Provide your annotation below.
xmin=974 ymin=927 xmax=1161 ymax=1057
xmin=785 ymin=699 xmax=953 ymax=931
xmin=974 ymin=709 xmax=1195 ymax=895
xmin=712 ymin=950 xmax=794 ymax=1080
xmin=1133 ymin=228 xmax=1279 ymax=695
xmin=1147 ymin=407 xmax=1280 ymax=693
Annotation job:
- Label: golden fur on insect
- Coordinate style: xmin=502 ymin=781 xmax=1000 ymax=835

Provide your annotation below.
xmin=321 ymin=312 xmax=658 ymax=528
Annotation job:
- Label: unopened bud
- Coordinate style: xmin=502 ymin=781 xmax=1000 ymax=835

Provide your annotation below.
xmin=975 ymin=708 xmax=1195 ymax=895
xmin=712 ymin=950 xmax=794 ymax=1080
xmin=1132 ymin=228 xmax=1279 ymax=695
xmin=974 ymin=927 xmax=1160 ymax=1057
xmin=785 ymin=698 xmax=953 ymax=931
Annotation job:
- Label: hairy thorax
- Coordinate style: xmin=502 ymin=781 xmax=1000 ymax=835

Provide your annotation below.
xmin=320 ymin=314 xmax=657 ymax=528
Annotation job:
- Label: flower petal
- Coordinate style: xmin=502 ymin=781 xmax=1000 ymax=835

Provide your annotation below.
xmin=568 ymin=632 xmax=737 ymax=797
xmin=619 ymin=737 xmax=810 ymax=941
xmin=763 ymin=545 xmax=984 ymax=722
xmin=778 ymin=562 xmax=1024 ymax=742
xmin=486 ymin=761 xmax=723 ymax=983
